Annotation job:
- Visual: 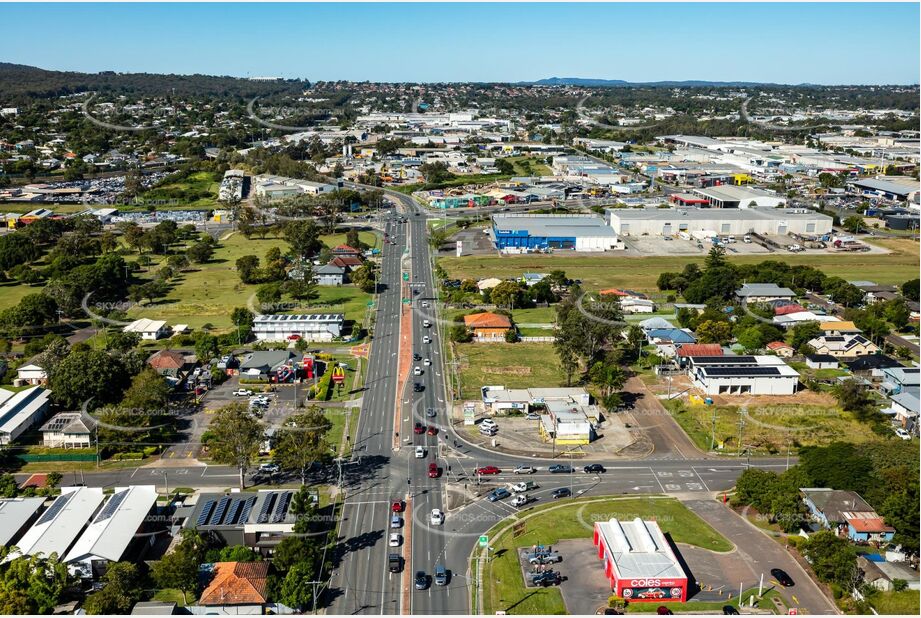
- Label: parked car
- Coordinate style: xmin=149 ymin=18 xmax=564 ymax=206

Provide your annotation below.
xmin=510 ymin=494 xmax=530 ymax=507
xmin=552 ymin=487 xmax=571 ymax=499
xmin=511 ymin=481 xmax=537 ymax=493
xmin=486 ymin=488 xmax=511 ymax=502
xmin=583 ymin=464 xmax=606 ymax=473
xmin=389 ymin=533 xmax=402 ymax=547
xmin=770 ymin=568 xmax=794 ymax=587
xmin=527 ymin=552 xmax=561 ymax=565
xmin=548 ymin=464 xmax=573 ymax=473
xmin=513 ymin=465 xmax=536 ymax=474
xmin=259 ymin=463 xmax=280 ymax=474
xmin=722 ymin=606 xmax=739 ymax=615
xmin=476 ymin=466 xmax=501 ymax=475
xmin=531 ymin=571 xmax=561 ymax=587
xmin=390 ymin=514 xmax=402 ymax=528
xmin=895 ymin=427 xmax=912 ymax=440
xmin=233 ymin=389 xmax=254 ymax=397
xmin=525 ymin=413 xmax=541 ymax=420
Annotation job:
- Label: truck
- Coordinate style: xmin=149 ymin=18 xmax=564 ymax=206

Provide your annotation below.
xmin=388 ymin=554 xmax=403 ymax=573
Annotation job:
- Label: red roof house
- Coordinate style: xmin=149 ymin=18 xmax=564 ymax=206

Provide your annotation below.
xmin=199 ymin=562 xmax=269 ymax=607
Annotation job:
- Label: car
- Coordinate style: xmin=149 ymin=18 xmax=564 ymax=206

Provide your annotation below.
xmin=425 ymin=407 xmax=437 ymax=418
xmin=390 ymin=514 xmax=402 ymax=528
xmin=525 ymin=413 xmax=541 ymax=420
xmin=583 ymin=464 xmax=606 ymax=474
xmin=414 ymin=571 xmax=429 ymax=590
xmin=414 ymin=422 xmax=425 ymax=434
xmin=721 ymin=606 xmax=739 ymax=615
xmin=480 ymin=418 xmax=497 ymax=428
xmin=510 ymin=494 xmax=529 ymax=507
xmin=770 ymin=568 xmax=794 ymax=587
xmin=663 ymin=235 xmax=673 ymax=241
xmin=527 ymin=552 xmax=561 ymax=564
xmin=413 ymin=353 xmax=422 ymax=361
xmin=422 ymin=336 xmax=432 ymax=344
xmin=428 ymin=462 xmax=441 ymax=478
xmin=388 ymin=553 xmax=402 ymax=573
xmin=895 ymin=428 xmax=912 ymax=440
xmin=413 ymin=367 xmax=423 ymax=376
xmin=548 ymin=464 xmax=573 ymax=473
xmin=636 ymin=589 xmax=667 ymax=600
xmin=391 ymin=500 xmax=404 ymax=513
xmin=430 ymin=509 xmax=445 ymax=525
xmin=413 ymin=382 xmax=424 ymax=392
xmin=423 ymin=358 xmax=432 ymax=366
xmin=389 ymin=533 xmax=402 ymax=547
xmin=414 ymin=446 xmax=426 ymax=458
xmin=259 ymin=463 xmax=280 ymax=474
xmin=233 ymin=388 xmax=254 ymax=397
xmin=551 ymin=487 xmax=571 ymax=499
xmin=476 ymin=466 xmax=501 ymax=475
xmin=423 ymin=320 xmax=431 ymax=328
xmin=426 ymin=426 xmax=438 ymax=436
xmin=486 ymin=488 xmax=511 ymax=502
xmin=421 ymin=302 xmax=429 ymax=308
xmin=479 ymin=425 xmax=498 ymax=436
xmin=513 ymin=465 xmax=536 ymax=475
xmin=511 ymin=481 xmax=537 ymax=493
xmin=433 ymin=564 xmax=448 ymax=586
xmin=531 ymin=571 xmax=561 ymax=587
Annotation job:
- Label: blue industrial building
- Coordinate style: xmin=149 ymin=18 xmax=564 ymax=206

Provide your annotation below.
xmin=491 ymin=214 xmax=621 ymax=252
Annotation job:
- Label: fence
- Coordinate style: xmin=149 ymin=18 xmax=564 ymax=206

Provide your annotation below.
xmin=16 ymin=453 xmax=97 ymax=462
xmin=520 ymin=336 xmax=556 ymax=343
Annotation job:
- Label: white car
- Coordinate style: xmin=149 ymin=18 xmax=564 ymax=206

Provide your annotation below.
xmin=233 ymin=389 xmax=254 ymax=397
xmin=415 ymin=446 xmax=426 ymax=458
xmin=510 ymin=494 xmax=529 ymax=507
xmin=513 ymin=466 xmax=536 ymax=475
xmin=430 ymin=509 xmax=445 ymax=525
xmin=421 ymin=302 xmax=429 ymax=308
xmin=422 ymin=336 xmax=432 ymax=344
xmin=423 ymin=358 xmax=432 ymax=366
xmin=413 ymin=367 xmax=423 ymax=376
xmin=389 ymin=533 xmax=402 ymax=547
xmin=259 ymin=463 xmax=280 ymax=474
xmin=480 ymin=418 xmax=497 ymax=429
xmin=895 ymin=428 xmax=912 ymax=440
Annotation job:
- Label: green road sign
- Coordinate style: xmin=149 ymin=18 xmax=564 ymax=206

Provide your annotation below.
xmin=403 ymin=272 xmax=409 ymax=281
xmin=478 ymin=535 xmax=489 ymax=548
xmin=367 ymin=301 xmax=374 ymax=307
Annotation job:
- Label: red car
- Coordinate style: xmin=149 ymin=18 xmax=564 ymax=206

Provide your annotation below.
xmin=476 ymin=466 xmax=501 ymax=475
xmin=391 ymin=500 xmax=404 ymax=513
xmin=413 ymin=422 xmax=425 ymax=434
xmin=636 ymin=589 xmax=666 ymax=600
xmin=426 ymin=426 xmax=438 ymax=436
xmin=428 ymin=462 xmax=441 ymax=478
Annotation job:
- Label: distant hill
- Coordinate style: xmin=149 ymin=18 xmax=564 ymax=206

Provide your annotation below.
xmin=528 ymin=76 xmax=789 ymax=87
xmin=0 ymin=62 xmax=309 ymax=99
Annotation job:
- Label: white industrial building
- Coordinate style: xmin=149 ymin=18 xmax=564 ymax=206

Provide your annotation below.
xmin=252 ymin=313 xmax=345 ymax=342
xmin=688 ymin=355 xmax=800 ymax=396
xmin=605 ymin=207 xmax=833 ymax=237
xmin=0 ymin=386 xmax=51 ymax=445
xmin=693 ymin=185 xmax=786 ymax=209
xmin=65 ymin=485 xmax=158 ymax=578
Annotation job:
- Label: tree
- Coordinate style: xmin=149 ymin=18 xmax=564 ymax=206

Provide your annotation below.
xmin=736 ymin=325 xmax=767 ymax=352
xmin=881 ymin=298 xmax=911 ymax=330
xmin=841 ymin=215 xmax=865 ymax=234
xmin=695 ymin=320 xmax=732 ymax=344
xmin=345 ymin=228 xmax=361 ymax=249
xmin=83 ymin=562 xmax=143 ymax=615
xmin=0 ymin=552 xmax=73 ymax=614
xmin=803 ymin=530 xmax=857 ymax=587
xmin=449 ymin=324 xmax=472 ymax=343
xmin=490 ymin=281 xmax=524 ymax=310
xmin=588 ymin=362 xmax=626 ymax=399
xmin=194 ymin=333 xmax=219 ymax=362
xmin=879 ymin=486 xmax=920 ymax=554
xmin=285 ymin=220 xmax=323 ymax=259
xmin=279 ymin=561 xmax=318 ymax=611
xmin=284 ymin=270 xmax=319 ymax=302
xmin=231 ymin=307 xmax=255 ymax=329
xmin=151 ymin=529 xmax=206 ymax=604
xmin=50 ymin=349 xmax=129 ymax=409
xmin=800 ymin=441 xmax=873 ymax=495
xmin=256 ymin=282 xmax=283 ymax=308
xmin=186 ymin=241 xmax=214 ymax=264
xmin=791 ymin=321 xmax=822 ymax=352
xmin=236 ymin=255 xmax=261 ymax=284
xmin=208 ymin=403 xmax=264 ymax=490
xmin=274 ymin=406 xmax=333 ymax=485
xmin=900 ymin=278 xmax=919 ymax=302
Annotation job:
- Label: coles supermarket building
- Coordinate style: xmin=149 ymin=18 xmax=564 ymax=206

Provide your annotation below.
xmin=593 ymin=517 xmax=688 ymax=602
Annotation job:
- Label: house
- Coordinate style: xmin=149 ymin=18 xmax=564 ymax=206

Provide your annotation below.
xmin=857 ymin=556 xmax=921 ymax=592
xmin=181 ymin=489 xmax=299 ymax=552
xmin=239 ymin=350 xmax=300 ymax=378
xmin=8 ymin=486 xmax=105 ymax=561
xmin=252 ymin=314 xmax=344 ymax=343
xmin=845 ymin=354 xmax=902 ymax=376
xmin=676 ymin=344 xmax=722 ymax=367
xmin=842 ymin=512 xmax=895 ymax=544
xmin=801 ymin=487 xmax=882 ymax=536
xmin=808 ymin=334 xmax=879 ymax=358
xmin=687 ymin=355 xmax=800 ymax=396
xmin=64 ymin=485 xmax=159 ymax=578
xmin=879 ymin=366 xmax=920 ymax=395
xmin=198 ymin=562 xmax=269 ymax=609
xmin=147 ymin=350 xmax=188 ymax=377
xmin=131 ymin=601 xmax=179 ymax=615
xmin=766 ymin=341 xmax=794 ymax=358
xmin=805 ymin=354 xmax=838 ymax=370
xmin=123 ymin=318 xmax=169 ymax=340
xmin=315 ymin=264 xmax=347 ymax=286
xmin=735 ymin=283 xmax=796 ymax=304
xmin=0 ymin=386 xmax=52 ymax=445
xmin=328 ymin=255 xmax=363 ymax=271
xmin=774 ymin=311 xmax=839 ymax=328
xmin=476 ymin=277 xmax=503 ymax=292
xmin=819 ymin=320 xmax=861 ymax=334
xmin=463 ymin=312 xmax=513 ymax=342
xmin=852 ymin=282 xmax=900 ymax=304
xmin=520 ymin=273 xmax=548 ymax=287
xmin=15 ymin=363 xmax=47 ymax=386
xmin=0 ymin=497 xmax=45 ymax=548
xmin=330 ymin=244 xmax=362 ymax=257
xmin=884 ymin=389 xmax=919 ymax=428
xmin=599 ymin=288 xmax=656 ymax=314
xmin=40 ymin=412 xmax=92 ymax=449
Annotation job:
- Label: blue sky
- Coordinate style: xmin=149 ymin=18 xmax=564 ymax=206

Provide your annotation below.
xmin=1 ymin=2 xmax=918 ymax=84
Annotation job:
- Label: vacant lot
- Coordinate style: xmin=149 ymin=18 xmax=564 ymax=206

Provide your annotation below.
xmin=453 ymin=342 xmax=562 ymax=400
xmin=439 ymin=241 xmax=920 ymax=291
xmin=479 ymin=496 xmax=732 ymax=615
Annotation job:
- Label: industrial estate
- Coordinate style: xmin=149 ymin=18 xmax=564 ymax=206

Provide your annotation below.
xmin=0 ymin=3 xmax=919 ymax=617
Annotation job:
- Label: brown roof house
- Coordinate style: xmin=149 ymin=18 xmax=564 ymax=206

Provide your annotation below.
xmin=198 ymin=562 xmax=269 ymax=610
xmin=147 ymin=350 xmax=193 ymax=379
xmin=463 ymin=312 xmax=513 ymax=342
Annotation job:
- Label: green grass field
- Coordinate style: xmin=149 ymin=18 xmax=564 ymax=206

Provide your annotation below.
xmin=869 ymin=589 xmax=921 ymax=615
xmin=140 ymin=170 xmax=220 ymax=209
xmin=438 ymin=238 xmax=920 ymax=291
xmin=454 ymin=342 xmax=561 ymax=399
xmin=480 ymin=496 xmax=732 ymax=615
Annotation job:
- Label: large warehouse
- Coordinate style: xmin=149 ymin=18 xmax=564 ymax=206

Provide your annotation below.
xmin=606 ymin=207 xmax=833 ymax=237
xmin=491 ymin=214 xmax=623 ymax=252
xmin=593 ymin=517 xmax=689 ymax=603
xmin=687 ymin=355 xmax=800 ymax=395
xmin=693 ymin=185 xmax=786 ymax=209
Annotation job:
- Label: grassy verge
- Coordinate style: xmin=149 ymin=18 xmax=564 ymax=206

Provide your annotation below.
xmin=478 ymin=496 xmax=733 ymax=615
xmin=625 ymin=588 xmax=784 ymax=613
xmin=869 ymin=589 xmax=921 ymax=615
xmin=454 ymin=342 xmax=561 ymax=400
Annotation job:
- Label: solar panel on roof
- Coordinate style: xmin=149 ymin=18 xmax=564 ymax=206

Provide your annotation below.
xmin=257 ymin=493 xmax=277 ymax=524
xmin=691 ymin=356 xmax=756 ymax=364
xmin=96 ymin=489 xmax=129 ymax=522
xmin=238 ymin=497 xmax=257 ymax=523
xmin=36 ymin=491 xmax=74 ymax=525
xmin=225 ymin=498 xmax=243 ymax=526
xmin=196 ymin=500 xmax=216 ymax=527
xmin=210 ymin=496 xmax=231 ymax=526
xmin=272 ymin=492 xmax=291 ymax=523
xmin=704 ymin=367 xmax=781 ymax=377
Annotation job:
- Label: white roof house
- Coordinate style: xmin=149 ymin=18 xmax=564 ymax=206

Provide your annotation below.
xmin=8 ymin=486 xmax=104 ymax=561
xmin=65 ymin=485 xmax=158 ymax=578
xmin=15 ymin=363 xmax=48 ymax=385
xmin=688 ymin=355 xmax=800 ymax=396
xmin=123 ymin=318 xmax=169 ymax=340
xmin=0 ymin=386 xmax=52 ymax=445
xmin=0 ymin=497 xmax=45 ymax=548
xmin=252 ymin=314 xmax=344 ymax=343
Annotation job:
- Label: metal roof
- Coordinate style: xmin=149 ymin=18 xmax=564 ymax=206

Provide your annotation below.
xmin=9 ymin=487 xmax=104 ymax=561
xmin=607 ymin=207 xmax=830 ymax=223
xmin=0 ymin=497 xmax=45 ymax=547
xmin=595 ymin=518 xmax=685 ymax=580
xmin=64 ymin=485 xmax=158 ymax=564
xmin=492 ymin=214 xmax=619 ymax=238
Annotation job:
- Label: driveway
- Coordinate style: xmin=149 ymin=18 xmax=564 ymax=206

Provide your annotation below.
xmin=681 ymin=499 xmax=838 ymax=615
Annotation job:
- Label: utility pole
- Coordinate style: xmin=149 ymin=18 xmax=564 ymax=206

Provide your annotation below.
xmin=737 ymin=411 xmax=744 ymax=457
